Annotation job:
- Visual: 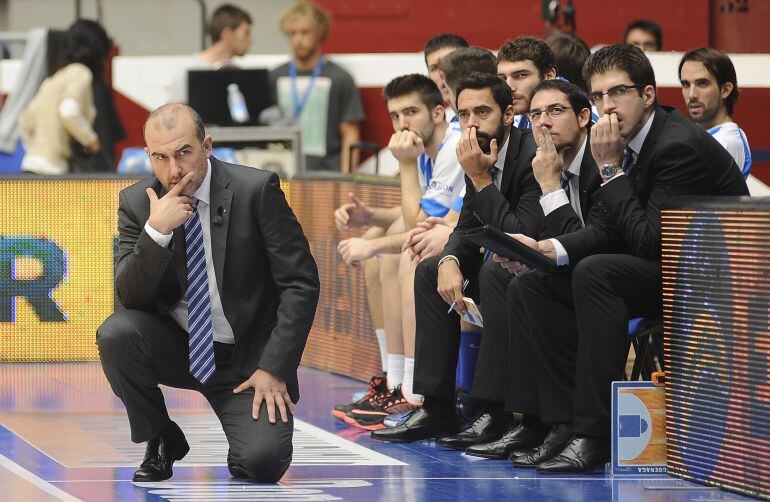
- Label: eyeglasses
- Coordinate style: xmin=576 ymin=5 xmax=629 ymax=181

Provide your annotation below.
xmin=588 ymin=84 xmax=643 ymax=106
xmin=526 ymin=105 xmax=573 ymax=122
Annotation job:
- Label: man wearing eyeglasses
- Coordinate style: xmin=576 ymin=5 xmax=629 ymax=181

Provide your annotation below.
xmin=497 ymin=44 xmax=747 ymax=474
xmin=462 ymin=79 xmax=602 ymax=460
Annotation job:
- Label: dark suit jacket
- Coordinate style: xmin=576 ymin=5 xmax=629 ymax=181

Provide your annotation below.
xmin=539 ymin=134 xmax=602 ymax=239
xmin=114 ymin=157 xmax=320 ymax=402
xmin=558 ymin=105 xmax=749 ymax=264
xmin=441 ymin=127 xmax=541 ymax=269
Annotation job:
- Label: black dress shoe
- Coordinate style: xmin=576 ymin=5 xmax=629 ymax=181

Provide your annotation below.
xmin=465 ymin=422 xmax=548 ymax=459
xmin=437 ymin=412 xmax=511 ymax=451
xmin=133 ymin=422 xmax=190 ymax=482
xmin=537 ymin=436 xmax=610 ymax=474
xmin=512 ymin=423 xmax=572 ymax=467
xmin=371 ymin=407 xmax=460 ymax=443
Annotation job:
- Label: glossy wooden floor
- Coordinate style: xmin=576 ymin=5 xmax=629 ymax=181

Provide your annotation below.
xmin=0 ymin=363 xmax=753 ymax=501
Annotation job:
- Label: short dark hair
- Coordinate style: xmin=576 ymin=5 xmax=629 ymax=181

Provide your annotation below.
xmin=583 ymin=44 xmax=656 ymax=96
xmin=678 ymin=47 xmax=739 ymax=116
xmin=623 ymin=19 xmax=662 ymax=51
xmin=455 ymin=72 xmax=513 ymax=116
xmin=530 ymin=79 xmax=592 ymax=127
xmin=208 ymin=4 xmax=252 ymax=43
xmin=497 ymin=36 xmax=556 ymax=78
xmin=439 ymin=47 xmax=497 ymax=96
xmin=423 ymin=33 xmax=469 ymax=58
xmin=383 ymin=74 xmax=444 ymax=111
xmin=547 ymin=32 xmax=590 ymax=91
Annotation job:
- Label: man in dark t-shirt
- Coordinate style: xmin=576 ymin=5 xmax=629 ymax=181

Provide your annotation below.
xmin=271 ymin=1 xmax=364 ymax=172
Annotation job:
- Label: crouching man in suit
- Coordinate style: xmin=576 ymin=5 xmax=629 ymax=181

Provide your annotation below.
xmin=97 ymin=103 xmax=320 ymax=482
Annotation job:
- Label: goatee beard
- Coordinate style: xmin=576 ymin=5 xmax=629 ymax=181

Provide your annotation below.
xmin=475 ymin=122 xmax=505 ymax=155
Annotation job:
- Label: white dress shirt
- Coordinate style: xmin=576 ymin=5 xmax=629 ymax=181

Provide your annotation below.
xmin=144 ymin=159 xmax=236 ymax=344
xmin=539 ymin=135 xmax=587 ymax=226
xmin=493 ymin=134 xmax=510 ymax=190
xmin=551 ymin=112 xmax=656 ymax=266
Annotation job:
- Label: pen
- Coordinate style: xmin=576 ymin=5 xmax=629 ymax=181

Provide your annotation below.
xmin=447 ymin=278 xmax=470 ymax=314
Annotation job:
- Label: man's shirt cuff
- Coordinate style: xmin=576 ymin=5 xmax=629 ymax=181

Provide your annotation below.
xmin=438 ymin=255 xmax=460 ymax=268
xmin=549 ymin=238 xmax=570 ymax=266
xmin=144 ymin=221 xmax=173 ymax=247
xmin=539 ymin=189 xmax=570 ymax=216
xmin=601 ymin=172 xmax=625 ymax=187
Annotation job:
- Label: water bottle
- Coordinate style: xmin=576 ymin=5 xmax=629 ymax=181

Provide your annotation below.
xmin=227 ymin=83 xmax=250 ymax=124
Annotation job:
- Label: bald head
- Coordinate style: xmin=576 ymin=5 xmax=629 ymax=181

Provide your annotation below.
xmin=143 ymin=103 xmax=205 ymax=145
xmin=143 ymin=103 xmax=212 ymax=197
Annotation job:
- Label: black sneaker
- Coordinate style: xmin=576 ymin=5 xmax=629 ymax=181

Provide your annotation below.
xmin=331 ymin=375 xmax=387 ymax=420
xmin=345 ymin=385 xmax=421 ymax=430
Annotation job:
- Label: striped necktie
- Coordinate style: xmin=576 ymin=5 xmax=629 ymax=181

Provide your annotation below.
xmin=622 ymin=147 xmax=636 ymax=177
xmin=184 ymin=203 xmax=216 ymax=384
xmin=518 ymin=114 xmax=530 ymax=130
xmin=561 ymin=170 xmax=575 ymax=201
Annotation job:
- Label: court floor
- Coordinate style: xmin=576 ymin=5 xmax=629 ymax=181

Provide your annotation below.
xmin=0 ymin=363 xmax=753 ymax=501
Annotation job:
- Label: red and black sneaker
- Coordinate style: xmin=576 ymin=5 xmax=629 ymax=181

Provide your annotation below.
xmin=344 ymin=385 xmax=421 ymax=431
xmin=331 ymin=375 xmax=388 ymax=421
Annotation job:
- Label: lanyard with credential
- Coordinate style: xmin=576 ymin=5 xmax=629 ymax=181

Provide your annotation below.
xmin=289 ymin=57 xmax=325 ymax=119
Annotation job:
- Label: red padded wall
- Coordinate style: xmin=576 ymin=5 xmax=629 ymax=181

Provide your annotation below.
xmin=710 ymin=0 xmax=770 ymax=52
xmin=316 ymin=0 xmax=710 ymax=53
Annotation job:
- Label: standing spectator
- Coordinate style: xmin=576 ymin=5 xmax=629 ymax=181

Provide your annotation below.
xmin=19 ymin=20 xmax=112 ymax=174
xmin=199 ymin=4 xmax=253 ymax=69
xmin=270 ymin=1 xmax=365 ymax=172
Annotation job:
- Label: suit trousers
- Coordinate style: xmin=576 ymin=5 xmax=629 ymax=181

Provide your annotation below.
xmin=97 ymin=308 xmax=293 ymax=482
xmin=413 ymin=254 xmax=514 ymax=403
xmin=506 ymin=254 xmax=661 ymax=436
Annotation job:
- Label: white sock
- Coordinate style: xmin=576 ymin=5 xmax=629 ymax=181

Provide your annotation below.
xmin=402 ymin=357 xmax=424 ymax=404
xmin=386 ymin=353 xmax=404 ymax=389
xmin=375 ymin=329 xmax=388 ymax=373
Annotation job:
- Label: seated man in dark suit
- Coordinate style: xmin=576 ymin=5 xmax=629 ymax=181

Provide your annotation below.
xmin=499 ymin=44 xmax=748 ymax=474
xmin=97 ymin=103 xmax=320 ymax=482
xmin=371 ymin=72 xmax=542 ymax=442
xmin=462 ymin=79 xmax=602 ymax=459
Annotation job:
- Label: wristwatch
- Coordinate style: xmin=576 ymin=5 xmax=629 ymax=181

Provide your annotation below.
xmin=600 ymin=162 xmax=621 ymax=180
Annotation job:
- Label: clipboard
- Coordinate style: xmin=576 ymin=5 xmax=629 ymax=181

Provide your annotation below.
xmin=463 ymin=225 xmax=559 ymax=272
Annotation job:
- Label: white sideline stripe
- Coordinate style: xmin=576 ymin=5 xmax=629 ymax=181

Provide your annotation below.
xmin=293 ymin=420 xmax=406 ymax=466
xmin=26 ymin=415 xmax=406 ymax=468
xmin=0 ymin=453 xmax=82 ymax=501
xmin=0 ymin=426 xmax=63 ymax=466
